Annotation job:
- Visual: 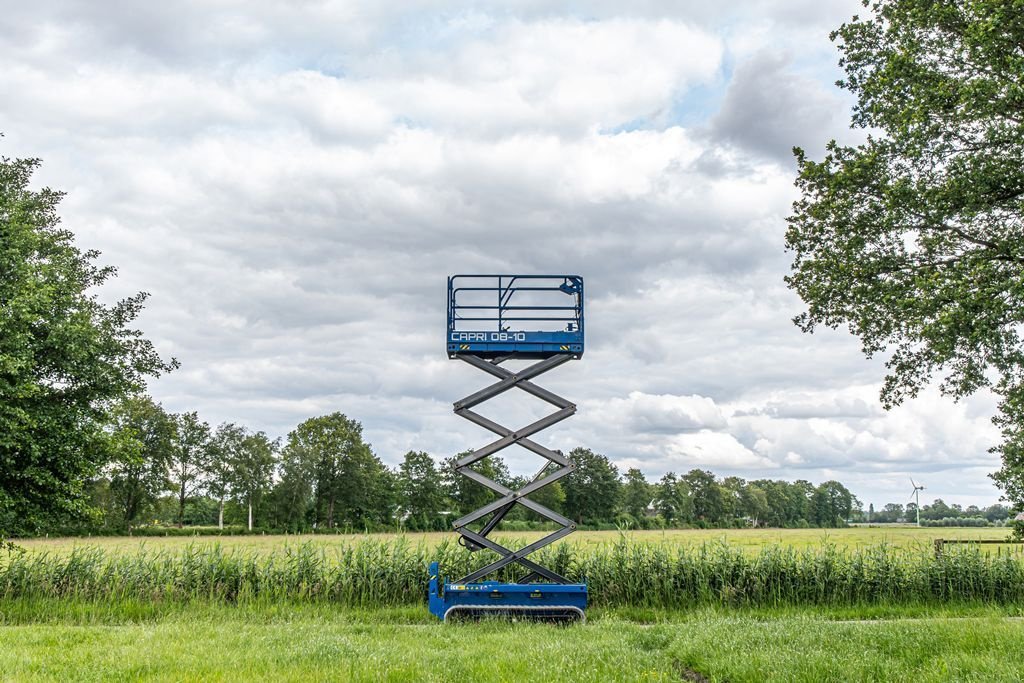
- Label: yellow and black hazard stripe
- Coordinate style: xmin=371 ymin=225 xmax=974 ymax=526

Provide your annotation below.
xmin=459 ymin=344 xmax=471 ymax=350
xmin=559 ymin=345 xmax=570 ymax=351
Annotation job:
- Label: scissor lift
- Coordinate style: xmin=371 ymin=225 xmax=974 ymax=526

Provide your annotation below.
xmin=429 ymin=275 xmax=587 ymax=622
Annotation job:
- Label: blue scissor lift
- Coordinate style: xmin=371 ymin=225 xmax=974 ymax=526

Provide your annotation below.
xmin=429 ymin=274 xmax=587 ymax=622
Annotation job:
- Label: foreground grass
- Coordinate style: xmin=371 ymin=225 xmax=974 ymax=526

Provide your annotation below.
xmin=1 ymin=603 xmax=1022 ymax=682
xmin=15 ymin=526 xmax=1016 ymax=556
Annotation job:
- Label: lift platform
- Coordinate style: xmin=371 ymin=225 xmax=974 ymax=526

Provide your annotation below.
xmin=430 ymin=275 xmax=587 ymax=623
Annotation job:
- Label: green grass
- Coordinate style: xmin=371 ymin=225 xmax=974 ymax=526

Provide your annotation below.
xmin=4 ymin=537 xmax=1023 ymax=608
xmin=1 ymin=604 xmax=1022 ymax=681
xmin=15 ymin=526 xmax=1015 ymax=556
xmin=5 ymin=531 xmax=1022 ymax=680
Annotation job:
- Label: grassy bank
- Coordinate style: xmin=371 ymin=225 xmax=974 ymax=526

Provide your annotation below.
xmin=1 ymin=605 xmax=1022 ymax=682
xmin=3 ymin=538 xmax=1023 ymax=609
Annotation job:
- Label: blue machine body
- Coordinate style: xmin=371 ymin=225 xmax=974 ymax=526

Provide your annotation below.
xmin=428 ymin=562 xmax=587 ymax=621
xmin=434 ymin=274 xmax=587 ymax=622
xmin=447 ymin=275 xmax=584 ymax=358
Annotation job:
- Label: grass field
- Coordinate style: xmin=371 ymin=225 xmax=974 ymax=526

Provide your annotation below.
xmin=14 ymin=525 xmax=1015 ymax=556
xmin=1 ymin=604 xmax=1023 ymax=682
xmin=5 ymin=529 xmax=1023 ymax=681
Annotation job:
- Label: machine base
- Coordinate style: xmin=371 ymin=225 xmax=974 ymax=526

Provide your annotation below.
xmin=428 ymin=562 xmax=587 ymax=622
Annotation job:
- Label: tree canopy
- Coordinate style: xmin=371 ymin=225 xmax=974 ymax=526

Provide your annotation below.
xmin=0 ymin=154 xmax=175 ymax=534
xmin=106 ymin=396 xmax=174 ymax=528
xmin=563 ymin=447 xmax=620 ymax=524
xmin=786 ymin=0 xmax=1024 ymax=504
xmin=283 ymin=413 xmax=390 ymax=529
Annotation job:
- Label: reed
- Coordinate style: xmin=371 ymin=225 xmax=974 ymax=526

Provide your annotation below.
xmin=2 ymin=537 xmax=1022 ymax=608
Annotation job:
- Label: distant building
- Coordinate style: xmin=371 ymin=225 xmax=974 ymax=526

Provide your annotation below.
xmin=1014 ymin=512 xmax=1024 ymax=522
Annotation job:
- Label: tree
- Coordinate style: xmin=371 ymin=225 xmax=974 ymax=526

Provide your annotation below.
xmin=232 ymin=431 xmax=277 ymax=530
xmin=207 ymin=422 xmax=246 ymax=529
xmin=882 ymin=502 xmax=905 ymax=523
xmin=682 ymin=469 xmax=728 ymax=526
xmin=738 ymin=483 xmax=770 ymax=527
xmin=751 ymin=479 xmax=791 ymax=527
xmin=441 ymin=452 xmax=511 ymax=516
xmin=811 ymin=481 xmax=854 ymax=527
xmin=529 ymin=476 xmax=566 ymax=518
xmin=266 ymin=441 xmax=315 ymax=532
xmin=504 ymin=465 xmax=568 ymax=522
xmin=562 ymin=447 xmax=620 ymax=525
xmin=785 ymin=1 xmax=1024 ymax=507
xmin=397 ymin=451 xmax=445 ymax=530
xmin=984 ymin=503 xmax=1011 ymax=522
xmin=106 ymin=396 xmax=174 ymax=528
xmin=787 ymin=480 xmax=816 ymax=524
xmin=169 ymin=412 xmax=211 ymax=527
xmin=0 ymin=153 xmax=175 ymax=534
xmin=654 ymin=472 xmax=691 ymax=524
xmin=922 ymin=498 xmax=953 ymax=521
xmin=621 ymin=468 xmax=652 ymax=521
xmin=284 ymin=413 xmax=387 ymax=529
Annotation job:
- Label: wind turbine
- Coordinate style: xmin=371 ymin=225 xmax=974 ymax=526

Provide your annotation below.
xmin=909 ymin=478 xmax=925 ymax=526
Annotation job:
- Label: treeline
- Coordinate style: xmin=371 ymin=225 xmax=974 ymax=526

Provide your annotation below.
xmin=51 ymin=396 xmax=873 ymax=536
xmin=866 ymin=501 xmax=1013 ymax=526
xmin=39 ymin=396 xmax=1011 ymax=537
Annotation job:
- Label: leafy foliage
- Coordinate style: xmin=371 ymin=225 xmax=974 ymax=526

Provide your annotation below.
xmin=397 ymin=451 xmax=446 ymax=530
xmin=232 ymin=431 xmax=278 ymax=530
xmin=0 ymin=155 xmax=175 ymax=534
xmin=440 ymin=451 xmax=511 ymax=516
xmin=621 ymin=468 xmax=652 ymax=521
xmin=786 ymin=0 xmax=1024 ymax=503
xmin=281 ymin=413 xmax=390 ymax=529
xmin=563 ymin=447 xmax=620 ymax=524
xmin=168 ymin=412 xmax=211 ymax=527
xmin=106 ymin=396 xmax=174 ymax=527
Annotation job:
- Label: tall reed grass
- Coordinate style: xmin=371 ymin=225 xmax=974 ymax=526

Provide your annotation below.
xmin=1 ymin=538 xmax=1021 ymax=608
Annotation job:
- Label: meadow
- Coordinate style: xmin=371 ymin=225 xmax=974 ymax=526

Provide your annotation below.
xmin=4 ymin=527 xmax=1023 ymax=681
xmin=2 ymin=603 xmax=1023 ymax=682
xmin=14 ymin=524 xmax=1013 ymax=556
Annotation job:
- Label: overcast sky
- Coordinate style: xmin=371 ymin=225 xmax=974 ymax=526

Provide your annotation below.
xmin=1 ymin=1 xmax=1006 ymax=509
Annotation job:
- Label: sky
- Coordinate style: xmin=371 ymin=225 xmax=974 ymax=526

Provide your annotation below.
xmin=0 ymin=1 xmax=1006 ymax=509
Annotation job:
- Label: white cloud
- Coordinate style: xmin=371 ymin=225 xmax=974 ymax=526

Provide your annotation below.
xmin=0 ymin=0 xmax=1006 ymax=508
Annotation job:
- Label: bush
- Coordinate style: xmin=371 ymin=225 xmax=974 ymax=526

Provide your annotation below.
xmin=921 ymin=517 xmax=991 ymax=528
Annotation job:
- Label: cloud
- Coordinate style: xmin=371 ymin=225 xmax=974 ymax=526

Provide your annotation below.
xmin=707 ymin=50 xmax=847 ymax=163
xmin=0 ymin=0 xmax=1005 ymax=508
xmin=593 ymin=391 xmax=728 ymax=433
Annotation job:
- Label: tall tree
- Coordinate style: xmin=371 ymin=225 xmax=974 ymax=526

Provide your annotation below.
xmin=738 ymin=484 xmax=770 ymax=527
xmin=106 ymin=395 xmax=174 ymax=528
xmin=720 ymin=476 xmax=746 ymax=520
xmin=563 ymin=447 xmax=620 ymax=524
xmin=267 ymin=440 xmax=315 ymax=531
xmin=207 ymin=422 xmax=245 ymax=529
xmin=441 ymin=452 xmax=512 ymax=516
xmin=232 ymin=431 xmax=278 ymax=531
xmin=0 ymin=153 xmax=176 ymax=534
xmin=621 ymin=468 xmax=652 ymax=521
xmin=284 ymin=413 xmax=386 ymax=529
xmin=169 ymin=412 xmax=211 ymax=527
xmin=682 ymin=469 xmax=728 ymax=525
xmin=785 ymin=1 xmax=1024 ymax=507
xmin=882 ymin=502 xmax=905 ymax=523
xmin=811 ymin=480 xmax=854 ymax=527
xmin=654 ymin=472 xmax=691 ymax=524
xmin=502 ymin=466 xmax=567 ymax=522
xmin=397 ymin=451 xmax=445 ymax=530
